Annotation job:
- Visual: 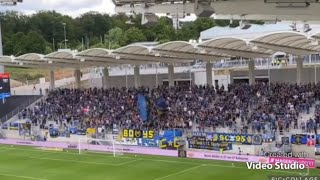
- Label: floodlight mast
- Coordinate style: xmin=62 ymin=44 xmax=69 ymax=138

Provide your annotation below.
xmin=0 ymin=0 xmax=23 ymax=72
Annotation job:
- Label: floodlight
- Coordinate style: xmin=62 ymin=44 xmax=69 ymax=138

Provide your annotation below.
xmin=303 ymin=24 xmax=312 ymax=33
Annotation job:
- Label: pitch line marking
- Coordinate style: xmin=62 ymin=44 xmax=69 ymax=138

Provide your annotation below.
xmin=29 ymin=156 xmax=119 ymax=166
xmin=29 ymin=156 xmax=139 ymax=167
xmin=0 ymin=173 xmax=47 ymax=180
xmin=116 ymin=159 xmax=140 ymax=166
xmin=0 ymin=149 xmax=12 ymax=153
xmin=0 ymin=147 xmax=133 ymax=160
xmin=153 ymin=164 xmax=205 ymax=180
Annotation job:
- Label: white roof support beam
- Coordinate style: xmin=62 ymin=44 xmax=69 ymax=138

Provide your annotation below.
xmin=114 ymin=53 xmax=193 ymax=63
xmin=0 ymin=62 xmax=71 ymax=69
xmin=87 ymin=59 xmax=146 ymax=65
xmin=76 ymin=55 xmax=148 ymax=65
xmin=45 ymin=57 xmax=116 ymax=67
xmin=0 ymin=62 xmax=44 ymax=68
xmin=13 ymin=57 xmax=93 ymax=68
xmin=44 ymin=57 xmax=79 ymax=64
xmin=14 ymin=60 xmax=49 ymax=65
xmin=154 ymin=50 xmax=225 ymax=61
xmin=198 ymin=46 xmax=270 ymax=59
xmin=77 ymin=60 xmax=119 ymax=67
xmin=14 ymin=60 xmax=73 ymax=67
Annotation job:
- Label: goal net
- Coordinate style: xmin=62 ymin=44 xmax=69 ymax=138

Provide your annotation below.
xmin=78 ymin=138 xmax=124 ymax=157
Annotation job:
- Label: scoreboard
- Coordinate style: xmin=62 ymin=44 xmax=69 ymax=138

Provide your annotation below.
xmin=0 ymin=73 xmax=10 ymax=99
xmin=122 ymin=129 xmax=154 ymax=139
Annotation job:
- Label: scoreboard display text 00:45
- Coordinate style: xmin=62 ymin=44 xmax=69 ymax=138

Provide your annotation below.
xmin=122 ymin=129 xmax=154 ymax=139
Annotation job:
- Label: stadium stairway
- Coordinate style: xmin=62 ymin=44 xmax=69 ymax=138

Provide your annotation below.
xmin=0 ymin=95 xmax=43 ymax=123
xmin=290 ymin=101 xmax=317 ymax=134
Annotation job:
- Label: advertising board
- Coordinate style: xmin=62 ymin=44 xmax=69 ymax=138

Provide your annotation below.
xmin=268 ymin=157 xmax=316 ymax=168
xmin=186 ymin=151 xmax=269 ymax=163
xmin=0 ymin=139 xmax=177 ymax=157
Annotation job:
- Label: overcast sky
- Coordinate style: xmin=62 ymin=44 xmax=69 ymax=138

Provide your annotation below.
xmin=0 ymin=0 xmax=115 ymax=17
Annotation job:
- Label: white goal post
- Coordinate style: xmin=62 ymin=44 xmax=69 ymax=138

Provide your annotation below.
xmin=78 ymin=138 xmax=124 ymax=157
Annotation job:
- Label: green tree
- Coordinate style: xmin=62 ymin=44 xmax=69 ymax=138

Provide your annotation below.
xmin=125 ymin=27 xmax=146 ymax=44
xmin=90 ymin=43 xmax=106 ymax=49
xmin=193 ymin=17 xmax=216 ymax=35
xmin=44 ymin=46 xmax=53 ymax=54
xmin=4 ymin=32 xmax=26 ymax=56
xmin=106 ymin=27 xmax=126 ymax=47
xmin=0 ymin=10 xmax=264 ymax=56
xmin=110 ymin=14 xmax=130 ymax=31
xmin=23 ymin=31 xmax=47 ymax=54
xmin=143 ymin=29 xmax=157 ymax=42
xmin=150 ymin=17 xmax=176 ymax=42
xmin=27 ymin=11 xmax=74 ymax=50
xmin=0 ymin=11 xmax=30 ymax=34
xmin=76 ymin=12 xmax=112 ymax=40
xmin=214 ymin=19 xmax=230 ymax=27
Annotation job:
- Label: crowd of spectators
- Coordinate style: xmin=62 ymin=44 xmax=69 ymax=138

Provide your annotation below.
xmin=313 ymin=104 xmax=320 ymax=133
xmin=18 ymin=83 xmax=320 ymax=134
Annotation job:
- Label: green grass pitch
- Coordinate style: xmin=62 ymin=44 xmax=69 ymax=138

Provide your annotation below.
xmin=0 ymin=145 xmax=318 ymax=180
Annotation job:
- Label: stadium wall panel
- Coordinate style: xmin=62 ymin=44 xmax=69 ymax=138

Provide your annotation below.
xmin=230 ymin=67 xmax=320 ymax=84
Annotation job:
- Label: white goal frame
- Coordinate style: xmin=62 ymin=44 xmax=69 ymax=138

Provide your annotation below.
xmin=77 ymin=138 xmax=123 ymax=157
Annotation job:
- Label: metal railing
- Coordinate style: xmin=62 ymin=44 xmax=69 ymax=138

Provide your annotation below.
xmin=0 ymin=96 xmax=43 ymax=123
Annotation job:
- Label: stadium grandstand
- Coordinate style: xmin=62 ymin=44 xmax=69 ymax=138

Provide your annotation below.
xmin=0 ymin=1 xmax=320 ymax=180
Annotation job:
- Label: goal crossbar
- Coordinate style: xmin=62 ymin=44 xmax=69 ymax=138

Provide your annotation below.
xmin=78 ymin=138 xmax=123 ymax=157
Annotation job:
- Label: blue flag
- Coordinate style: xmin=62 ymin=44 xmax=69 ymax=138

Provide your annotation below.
xmin=137 ymin=94 xmax=148 ymax=121
xmin=156 ymin=96 xmax=167 ymax=111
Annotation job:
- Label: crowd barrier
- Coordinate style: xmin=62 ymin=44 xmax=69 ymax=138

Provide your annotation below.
xmin=0 ymin=139 xmax=316 ymax=168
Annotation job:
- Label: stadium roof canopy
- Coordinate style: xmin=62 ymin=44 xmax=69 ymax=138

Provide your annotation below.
xmin=198 ymin=37 xmax=273 ymax=59
xmin=153 ymin=41 xmax=228 ymax=61
xmin=251 ymin=32 xmax=320 ymax=56
xmin=112 ymin=45 xmax=195 ymax=64
xmin=76 ymin=48 xmax=150 ymax=66
xmin=1 ymin=31 xmax=320 ymax=69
